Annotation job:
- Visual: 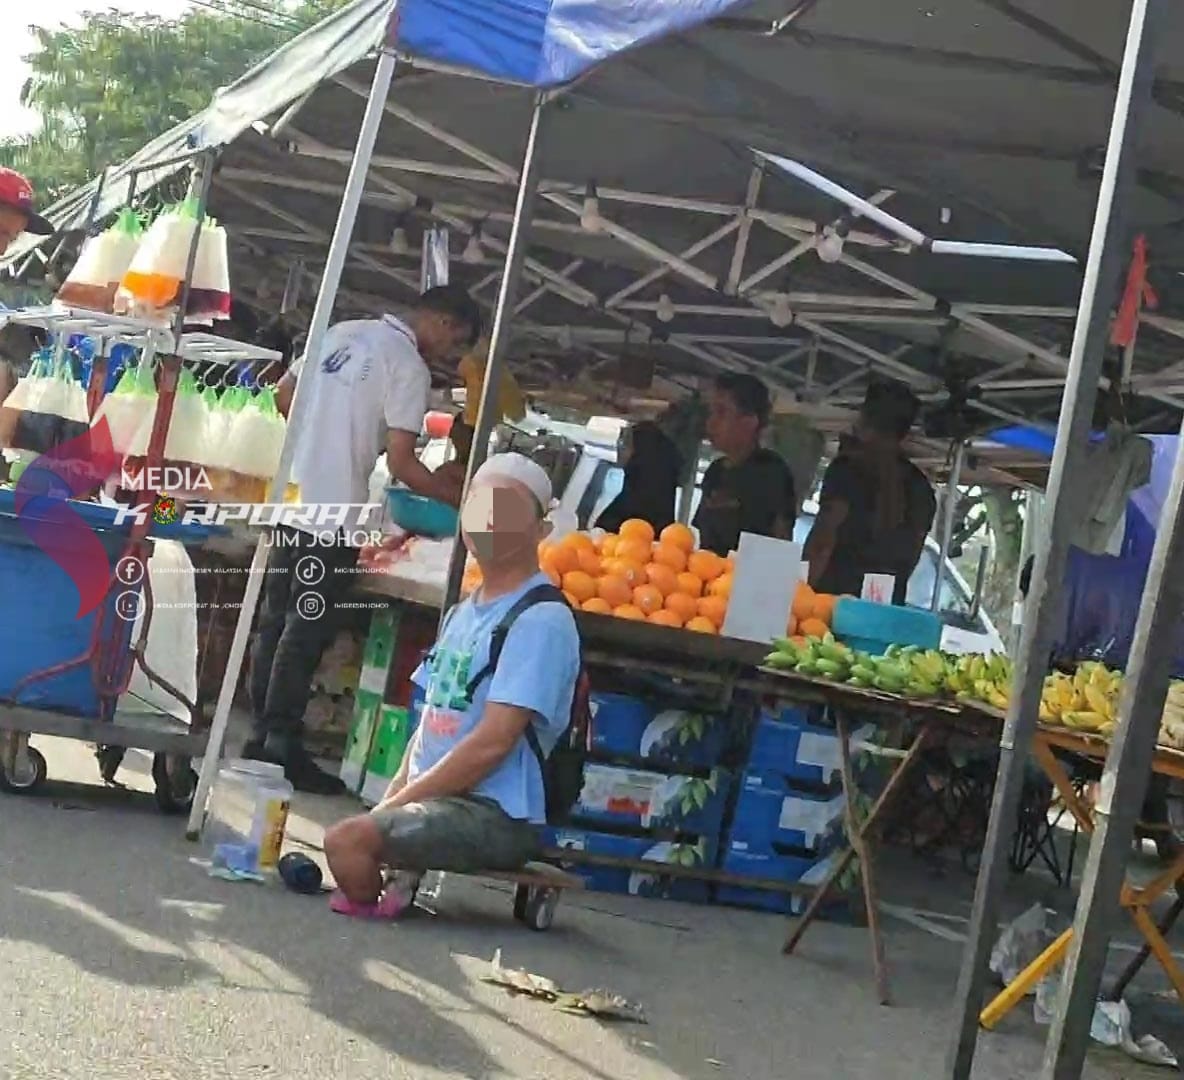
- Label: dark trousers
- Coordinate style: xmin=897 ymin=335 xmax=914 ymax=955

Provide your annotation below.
xmin=249 ymin=526 xmax=359 ymax=753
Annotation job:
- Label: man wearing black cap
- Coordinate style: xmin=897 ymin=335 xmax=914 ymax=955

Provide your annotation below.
xmin=0 ymin=167 xmax=53 ymax=256
xmin=805 ymin=380 xmax=935 ymax=606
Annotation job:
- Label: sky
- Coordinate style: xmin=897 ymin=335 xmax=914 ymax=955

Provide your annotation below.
xmin=1 ymin=0 xmax=194 ymax=138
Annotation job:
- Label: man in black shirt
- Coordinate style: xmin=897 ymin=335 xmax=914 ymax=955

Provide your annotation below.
xmin=805 ymin=381 xmax=935 ymax=605
xmin=694 ymin=373 xmax=796 ymax=556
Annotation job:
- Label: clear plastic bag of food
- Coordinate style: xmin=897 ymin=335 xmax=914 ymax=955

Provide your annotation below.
xmin=92 ymin=363 xmax=157 ymax=456
xmin=58 ymin=209 xmax=144 ymax=312
xmin=6 ymin=350 xmax=59 ymax=454
xmin=186 ymin=218 xmax=231 ymax=322
xmin=116 ymin=200 xmax=200 ymax=316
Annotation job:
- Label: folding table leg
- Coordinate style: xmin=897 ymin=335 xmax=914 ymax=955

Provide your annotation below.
xmin=833 ymin=710 xmax=889 ymax=1004
xmin=783 ymin=717 xmax=931 ymax=987
xmin=1112 ymin=898 xmax=1184 ymax=1001
xmin=1129 ymin=905 xmax=1184 ymax=1005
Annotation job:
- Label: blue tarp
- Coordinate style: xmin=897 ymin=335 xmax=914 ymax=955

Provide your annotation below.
xmin=1052 ymin=435 xmax=1183 ymax=673
xmin=396 ymin=0 xmax=746 ymax=87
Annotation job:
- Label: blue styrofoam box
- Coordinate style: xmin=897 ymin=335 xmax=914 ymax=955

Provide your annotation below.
xmin=715 ymin=849 xmax=838 ymax=916
xmin=544 ymin=828 xmax=652 ymax=895
xmin=0 ymin=511 xmax=139 ymax=715
xmin=543 ymin=828 xmax=713 ymax=903
xmin=832 ymin=596 xmax=942 ymax=657
xmin=729 ymin=769 xmax=845 ymax=854
xmin=571 ymin=763 xmax=731 ymax=837
xmin=640 ymin=709 xmax=728 ymax=769
xmin=588 ymin=692 xmax=654 ymax=756
xmin=748 ymin=709 xmax=844 ymax=786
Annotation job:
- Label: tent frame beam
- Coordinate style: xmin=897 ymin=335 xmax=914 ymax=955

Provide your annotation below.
xmin=945 ymin=0 xmax=1167 ymax=1073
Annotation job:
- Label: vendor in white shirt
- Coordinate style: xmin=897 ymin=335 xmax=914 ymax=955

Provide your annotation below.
xmin=246 ymin=284 xmax=481 ymax=795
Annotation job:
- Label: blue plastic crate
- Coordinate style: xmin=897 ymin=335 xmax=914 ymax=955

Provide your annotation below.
xmin=571 ymin=763 xmax=731 ymax=837
xmin=832 ymin=596 xmax=942 ymax=656
xmin=0 ymin=510 xmax=141 ymax=715
xmin=728 ymin=769 xmax=846 ymax=854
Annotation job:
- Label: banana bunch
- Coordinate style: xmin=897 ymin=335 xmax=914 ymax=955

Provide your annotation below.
xmin=944 ymin=652 xmax=1014 ymax=711
xmin=1040 ymin=662 xmax=1121 ymax=736
xmin=1159 ymin=682 xmax=1184 ymax=750
xmin=765 ymin=634 xmax=857 ymax=683
xmin=764 ymin=637 xmax=962 ymax=698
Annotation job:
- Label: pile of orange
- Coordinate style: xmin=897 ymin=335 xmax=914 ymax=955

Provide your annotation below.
xmin=533 ymin=519 xmax=733 ymax=634
xmin=787 ymin=581 xmax=838 ymax=642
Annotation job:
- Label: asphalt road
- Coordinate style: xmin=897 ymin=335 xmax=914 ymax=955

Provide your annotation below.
xmin=0 ymin=737 xmax=1173 ymax=1079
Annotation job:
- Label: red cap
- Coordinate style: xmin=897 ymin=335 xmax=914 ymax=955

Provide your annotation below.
xmin=0 ymin=168 xmax=53 ymax=236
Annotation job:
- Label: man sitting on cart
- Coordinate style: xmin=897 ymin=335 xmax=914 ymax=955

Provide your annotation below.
xmin=323 ymin=453 xmax=581 ymax=917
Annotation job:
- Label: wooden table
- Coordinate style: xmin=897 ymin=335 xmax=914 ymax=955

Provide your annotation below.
xmin=979 ymin=722 xmax=1184 ymax=1029
xmin=750 ymin=668 xmax=999 ymax=1005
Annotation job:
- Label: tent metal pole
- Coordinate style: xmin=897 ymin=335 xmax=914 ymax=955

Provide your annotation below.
xmin=944 ymin=0 xmax=1164 ymax=1071
xmin=440 ymin=92 xmax=550 ymax=618
xmin=185 ymin=44 xmax=399 ymax=839
xmin=724 ymin=165 xmax=764 ymax=295
xmin=1042 ymin=430 xmax=1184 ymax=1077
xmin=931 ymin=441 xmax=965 ymax=612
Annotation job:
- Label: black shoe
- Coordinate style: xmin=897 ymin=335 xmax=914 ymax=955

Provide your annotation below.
xmin=241 ymin=739 xmax=278 ymax=763
xmin=283 ymin=749 xmax=347 ymax=796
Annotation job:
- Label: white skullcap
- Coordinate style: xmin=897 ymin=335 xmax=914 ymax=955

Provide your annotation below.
xmin=471 ymin=452 xmax=553 ymax=510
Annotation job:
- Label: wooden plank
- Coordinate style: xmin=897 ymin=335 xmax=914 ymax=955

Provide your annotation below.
xmin=471 ymin=863 xmax=585 ymax=890
xmin=541 ymin=847 xmax=816 ymax=895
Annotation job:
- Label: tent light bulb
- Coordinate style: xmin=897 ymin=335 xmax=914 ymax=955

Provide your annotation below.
xmin=557 ymin=325 xmax=574 ymax=351
xmin=581 ymin=180 xmax=601 ymax=233
xmin=462 ymin=232 xmax=484 ymax=264
xmin=817 ymin=230 xmax=845 ymax=264
xmin=389 ymin=225 xmax=410 ymax=254
xmin=770 ymin=295 xmax=793 ymax=328
xmin=656 ymin=294 xmax=675 ymax=323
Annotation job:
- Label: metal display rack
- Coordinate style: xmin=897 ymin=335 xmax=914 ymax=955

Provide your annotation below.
xmin=0 ymin=171 xmax=282 ymax=812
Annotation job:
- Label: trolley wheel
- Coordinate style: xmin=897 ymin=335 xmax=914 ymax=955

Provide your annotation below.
xmin=517 ymin=886 xmax=560 ymax=932
xmin=0 ymin=746 xmax=47 ymax=794
xmin=152 ymin=754 xmax=197 ymax=815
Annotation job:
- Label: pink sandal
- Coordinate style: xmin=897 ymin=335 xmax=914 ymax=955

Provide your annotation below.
xmin=329 ymin=874 xmax=418 ymax=920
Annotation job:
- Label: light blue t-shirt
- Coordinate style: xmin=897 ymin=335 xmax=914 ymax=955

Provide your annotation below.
xmin=409 ymin=573 xmax=580 ymax=823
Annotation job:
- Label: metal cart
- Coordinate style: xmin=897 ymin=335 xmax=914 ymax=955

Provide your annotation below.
xmin=0 ymin=234 xmax=281 ymax=811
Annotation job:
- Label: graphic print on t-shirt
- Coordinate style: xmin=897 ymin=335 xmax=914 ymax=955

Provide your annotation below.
xmin=421 ymin=645 xmax=476 ymax=737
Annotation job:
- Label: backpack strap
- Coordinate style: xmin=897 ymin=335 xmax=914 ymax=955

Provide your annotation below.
xmin=463 ymin=582 xmax=570 ymax=776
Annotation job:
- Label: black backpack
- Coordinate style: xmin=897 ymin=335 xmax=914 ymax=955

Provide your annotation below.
xmin=463 ymin=583 xmax=590 ymax=823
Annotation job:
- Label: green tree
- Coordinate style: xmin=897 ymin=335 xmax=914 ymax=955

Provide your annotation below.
xmin=0 ymin=1 xmax=350 ymax=203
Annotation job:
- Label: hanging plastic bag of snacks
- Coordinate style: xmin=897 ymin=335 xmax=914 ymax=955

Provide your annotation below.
xmin=4 ymin=350 xmax=58 ymax=454
xmin=92 ymin=363 xmax=158 ymax=457
xmin=116 ymin=200 xmax=201 ymax=317
xmin=186 ymin=219 xmax=231 ymax=323
xmin=58 ymin=210 xmax=144 ymax=312
xmin=203 ymin=385 xmax=249 ymax=500
xmin=222 ymin=387 xmax=289 ymax=503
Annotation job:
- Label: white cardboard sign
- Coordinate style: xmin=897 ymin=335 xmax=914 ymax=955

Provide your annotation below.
xmin=861 ymin=573 xmax=896 ymax=604
xmin=722 ymin=533 xmax=802 ymax=643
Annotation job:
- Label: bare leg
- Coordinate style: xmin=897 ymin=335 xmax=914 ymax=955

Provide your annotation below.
xmin=324 ymin=815 xmax=385 ymax=903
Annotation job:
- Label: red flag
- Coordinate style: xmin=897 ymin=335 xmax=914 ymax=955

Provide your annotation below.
xmin=1111 ymin=234 xmax=1158 ymax=348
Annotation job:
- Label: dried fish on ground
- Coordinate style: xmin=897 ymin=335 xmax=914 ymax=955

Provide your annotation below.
xmin=555 ymin=989 xmax=647 ymax=1023
xmin=481 ymin=948 xmax=559 ymax=1000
